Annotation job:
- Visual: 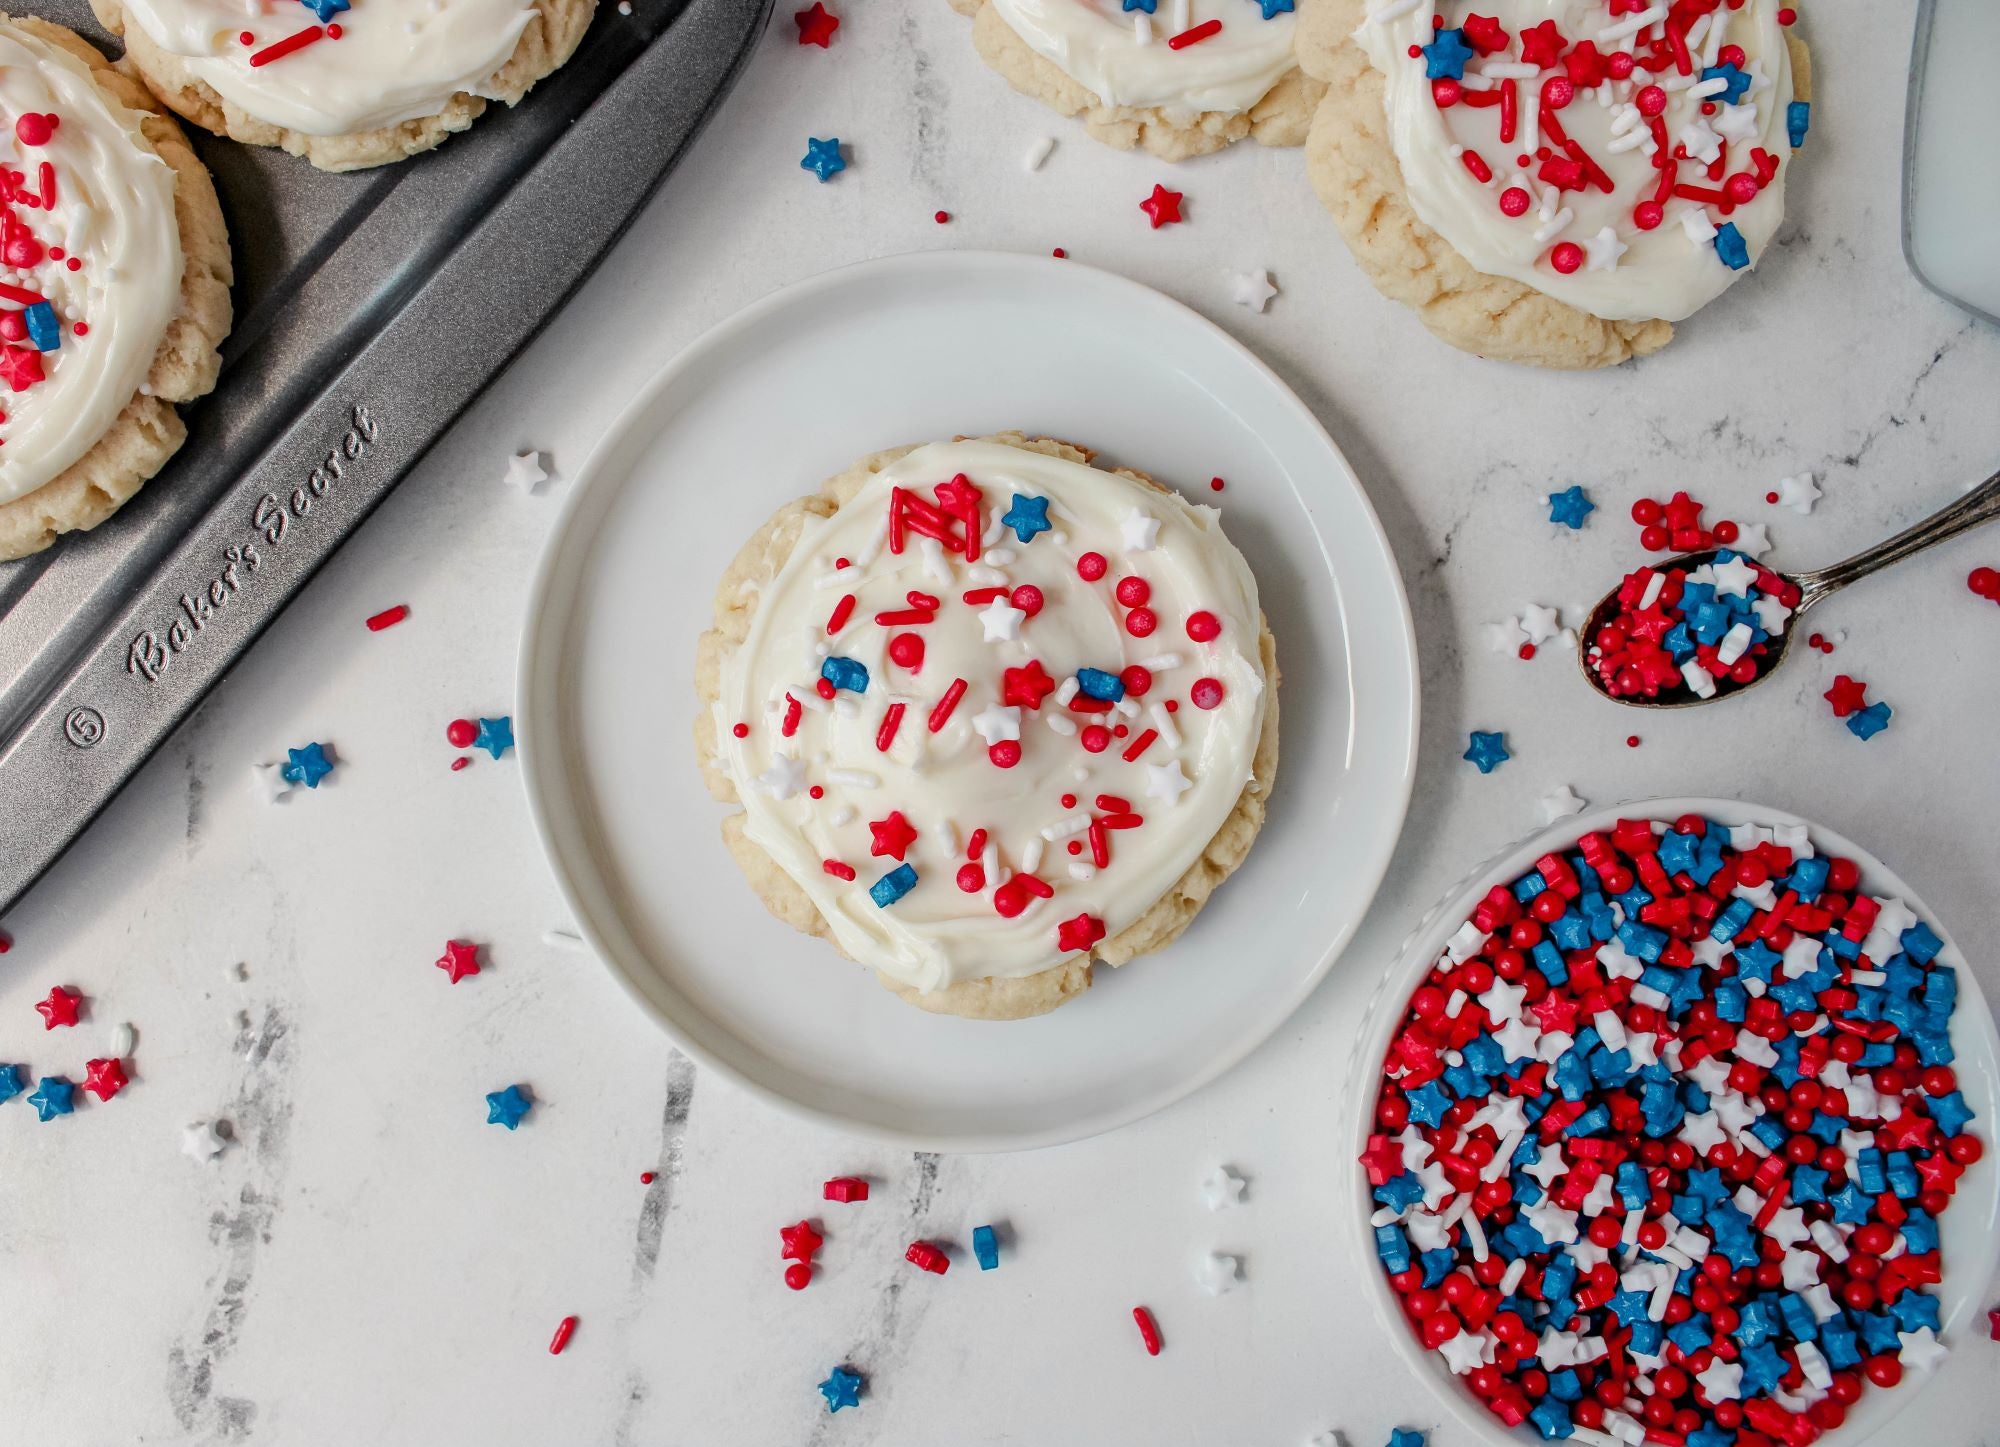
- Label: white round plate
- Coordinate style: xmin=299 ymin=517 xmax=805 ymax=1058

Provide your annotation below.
xmin=519 ymin=251 xmax=1418 ymax=1151
xmin=1346 ymin=797 xmax=2000 ymax=1447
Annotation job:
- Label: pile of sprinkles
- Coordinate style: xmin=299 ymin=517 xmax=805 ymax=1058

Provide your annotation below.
xmin=1365 ymin=813 xmax=1981 ymax=1446
xmin=1588 ymin=548 xmax=1795 ymax=702
xmin=1391 ymin=0 xmax=1808 ymax=279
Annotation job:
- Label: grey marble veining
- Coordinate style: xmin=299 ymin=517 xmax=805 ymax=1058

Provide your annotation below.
xmin=3 ymin=3 xmax=1998 ymax=1444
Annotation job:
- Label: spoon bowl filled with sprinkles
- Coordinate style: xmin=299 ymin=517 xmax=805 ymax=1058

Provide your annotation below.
xmin=1348 ymin=798 xmax=1999 ymax=1447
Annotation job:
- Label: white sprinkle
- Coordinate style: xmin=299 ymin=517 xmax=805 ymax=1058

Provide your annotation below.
xmin=1499 ymin=1258 xmax=1529 ymax=1296
xmin=1597 ymin=4 xmax=1665 ymax=43
xmin=1021 ymin=838 xmax=1044 ymax=874
xmin=1136 ymin=652 xmax=1184 ymax=671
xmin=1045 ymin=714 xmax=1078 ymax=736
xmin=964 ymin=564 xmax=1009 ymax=586
xmin=109 ymin=1022 xmax=135 ymax=1058
xmin=1023 ymin=135 xmax=1056 ymax=171
xmin=1480 ymin=61 xmax=1540 ymax=79
xmin=920 ymin=537 xmax=952 ymax=585
xmin=1068 ymin=861 xmax=1096 ymax=882
xmin=542 ymin=928 xmax=583 ymax=949
xmin=1041 ymin=813 xmax=1091 ymax=841
xmin=1532 ymin=207 xmax=1574 ymax=244
xmin=826 ymin=768 xmax=879 ymax=789
xmin=829 ymin=804 xmax=856 ymax=827
xmin=1055 ymin=677 xmax=1080 ymax=707
xmin=1132 ymin=10 xmax=1150 ymax=42
xmin=1150 ymin=702 xmax=1180 ymax=749
xmin=1638 ymin=571 xmax=1667 ymax=610
xmin=985 ymin=548 xmax=1017 ymax=566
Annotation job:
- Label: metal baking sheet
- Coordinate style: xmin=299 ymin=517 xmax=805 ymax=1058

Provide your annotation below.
xmin=0 ymin=0 xmax=773 ymax=910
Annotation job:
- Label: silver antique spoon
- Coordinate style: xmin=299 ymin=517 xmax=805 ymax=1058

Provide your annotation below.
xmin=1580 ymin=467 xmax=2000 ymax=708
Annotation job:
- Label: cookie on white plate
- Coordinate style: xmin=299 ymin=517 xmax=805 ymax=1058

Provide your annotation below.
xmin=949 ymin=0 xmax=1325 ymax=160
xmin=93 ymin=0 xmax=596 ymax=172
xmin=696 ymin=433 xmax=1280 ymax=1020
xmin=1298 ymin=0 xmax=1812 ymax=368
xmin=0 ymin=14 xmax=231 ymax=560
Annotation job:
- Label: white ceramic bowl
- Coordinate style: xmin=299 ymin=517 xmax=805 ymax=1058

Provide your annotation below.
xmin=1345 ymin=797 xmax=2000 ymax=1447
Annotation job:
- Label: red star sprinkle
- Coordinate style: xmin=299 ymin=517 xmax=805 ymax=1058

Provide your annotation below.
xmin=1988 ymin=1306 xmax=2000 ymax=1342
xmin=794 ymin=1 xmax=839 ymax=46
xmin=1517 ymin=18 xmax=1565 ymax=68
xmin=1460 ymin=13 xmax=1509 ymax=53
xmin=1360 ymin=1132 xmax=1405 ymax=1186
xmin=1138 ymin=183 xmax=1183 ymax=229
xmin=1530 ymin=993 xmax=1580 ymax=1036
xmin=780 ymin=1220 xmax=823 ymax=1263
xmin=1002 ymin=660 xmax=1057 ymax=711
xmin=35 ymin=985 xmax=80 ymax=1029
xmin=1823 ymin=674 xmax=1868 ymax=718
xmin=1056 ymin=913 xmax=1106 ymax=954
xmin=436 ymin=939 xmax=482 ymax=984
xmin=1915 ymin=1150 xmax=1963 ymax=1196
xmin=868 ymin=811 xmax=919 ymax=861
xmin=82 ymin=1057 xmax=128 ymax=1102
xmin=0 ymin=344 xmax=44 ymax=391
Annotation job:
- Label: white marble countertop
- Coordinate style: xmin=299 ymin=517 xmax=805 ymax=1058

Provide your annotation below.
xmin=5 ymin=4 xmax=1999 ymax=1443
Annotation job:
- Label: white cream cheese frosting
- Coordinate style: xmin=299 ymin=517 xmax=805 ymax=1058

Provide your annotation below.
xmin=712 ymin=440 xmax=1270 ymax=996
xmin=1357 ymin=0 xmax=1798 ymax=323
xmin=0 ymin=20 xmax=182 ymax=507
xmin=118 ymin=0 xmax=536 ymax=137
xmin=991 ymin=0 xmax=1298 ymax=120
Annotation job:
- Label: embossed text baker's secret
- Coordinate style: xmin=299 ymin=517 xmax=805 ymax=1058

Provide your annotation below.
xmin=125 ymin=405 xmax=379 ymax=685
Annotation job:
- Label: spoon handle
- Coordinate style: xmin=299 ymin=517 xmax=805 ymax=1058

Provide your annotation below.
xmin=1795 ymin=466 xmax=2000 ymax=604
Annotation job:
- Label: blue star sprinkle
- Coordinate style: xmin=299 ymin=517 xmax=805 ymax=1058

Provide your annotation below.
xmin=1847 ymin=701 xmax=1892 ymax=741
xmin=28 ymin=1075 xmax=74 ymax=1121
xmin=1121 ymin=0 xmax=1155 ymax=10
xmin=486 ymin=1084 xmax=533 ymax=1130
xmin=818 ymin=1366 xmax=864 ymax=1412
xmin=1547 ymin=485 xmax=1596 ymax=530
xmin=0 ymin=1063 xmax=24 ymax=1105
xmin=801 ymin=137 xmax=846 ymax=183
xmin=1251 ymin=0 xmax=1294 ymax=16
xmin=282 ymin=742 xmax=334 ymax=788
xmin=1699 ymin=61 xmax=1750 ymax=104
xmin=1388 ymin=1430 xmax=1427 ymax=1447
xmin=1421 ymin=28 xmax=1474 ymax=81
xmin=999 ymin=492 xmax=1052 ymax=544
xmin=473 ymin=716 xmax=514 ymax=760
xmin=1463 ymin=730 xmax=1510 ymax=774
xmin=299 ymin=0 xmax=350 ymax=18
xmin=1713 ymin=221 xmax=1750 ymax=271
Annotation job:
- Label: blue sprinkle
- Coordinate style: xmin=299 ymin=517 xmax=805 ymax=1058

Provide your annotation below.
xmin=1788 ymin=99 xmax=1811 ymax=149
xmin=0 ymin=1063 xmax=25 ymax=1105
xmin=1547 ymin=485 xmax=1596 ymax=530
xmin=23 ymin=301 xmax=59 ymax=352
xmin=298 ymin=0 xmax=349 ymax=20
xmin=1075 ymin=667 xmax=1125 ymax=702
xmin=1252 ymin=0 xmax=1294 ymax=15
xmin=869 ymin=863 xmax=918 ymax=908
xmin=999 ymin=493 xmax=1052 ymax=543
xmin=1847 ymin=700 xmax=1892 ymax=740
xmin=1699 ymin=61 xmax=1751 ymax=103
xmin=1121 ymin=0 xmax=1156 ymax=9
xmin=801 ymin=137 xmax=846 ymax=183
xmin=1421 ymin=28 xmax=1475 ymax=80
xmin=973 ymin=1224 xmax=999 ymax=1270
xmin=486 ymin=1084 xmax=533 ymax=1129
xmin=28 ymin=1075 xmax=73 ymax=1121
xmin=1463 ymin=730 xmax=1509 ymax=774
xmin=1714 ymin=221 xmax=1751 ymax=270
xmin=821 ymin=655 xmax=869 ymax=693
xmin=282 ymin=741 xmax=335 ymax=788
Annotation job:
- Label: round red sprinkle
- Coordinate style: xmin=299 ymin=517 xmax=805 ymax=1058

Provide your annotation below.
xmin=732 ymin=722 xmax=749 ymax=738
xmin=1119 ymin=665 xmax=1152 ymax=697
xmin=446 ymin=718 xmax=477 ymax=747
xmin=14 ymin=113 xmax=53 ymax=147
xmin=1188 ymin=678 xmax=1225 ymax=710
xmin=1010 ymin=584 xmax=1044 ymax=617
xmin=1630 ymin=499 xmax=1663 ymax=525
xmin=1499 ymin=187 xmax=1532 ymax=217
xmin=888 ymin=632 xmax=925 ymax=669
xmin=808 ymin=785 xmax=825 ymax=800
xmin=1125 ymin=607 xmax=1158 ymax=638
xmin=1051 ymin=247 xmax=1066 ymax=259
xmin=1633 ymin=199 xmax=1664 ymax=230
xmin=784 ymin=1263 xmax=811 ymax=1290
xmin=1185 ymin=610 xmax=1221 ymax=642
xmin=640 ymin=1171 xmax=656 ymax=1183
xmin=988 ymin=740 xmax=1021 ymax=769
xmin=1713 ymin=519 xmax=1739 ymax=544
xmin=1115 ymin=576 xmax=1150 ymax=607
xmin=1540 ymin=76 xmax=1575 ymax=110
xmin=1432 ymin=77 xmax=1462 ymax=107
xmin=1968 ymin=566 xmax=1999 ymax=599
xmin=955 ymin=863 xmax=985 ymax=893
xmin=1636 ymin=84 xmax=1668 ymax=117
xmin=1626 ymin=734 xmax=1641 ymax=747
xmin=934 ymin=210 xmax=950 ymax=224
xmin=1077 ymin=551 xmax=1108 ymax=582
xmin=1080 ymin=725 xmax=1112 ymax=753
xmin=1639 ymin=524 xmax=1669 ymax=551
xmin=1067 ymin=840 xmax=1083 ymax=855
xmin=1209 ymin=476 xmax=1225 ymax=492
xmin=993 ymin=879 xmax=1029 ymax=918
xmin=1549 ymin=242 xmax=1584 ymax=275
xmin=1777 ymin=6 xmax=1796 ymax=22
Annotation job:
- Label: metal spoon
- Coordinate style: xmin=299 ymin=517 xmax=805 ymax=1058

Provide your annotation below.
xmin=1580 ymin=467 xmax=2000 ymax=708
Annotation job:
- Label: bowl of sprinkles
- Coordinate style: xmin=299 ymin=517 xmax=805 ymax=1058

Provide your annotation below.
xmin=1349 ymin=799 xmax=1998 ymax=1447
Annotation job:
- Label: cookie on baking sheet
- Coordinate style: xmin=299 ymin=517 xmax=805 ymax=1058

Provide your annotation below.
xmin=0 ymin=15 xmax=231 ymax=561
xmin=91 ymin=0 xmax=595 ymax=172
xmin=948 ymin=0 xmax=1325 ymax=160
xmin=1297 ymin=0 xmax=1812 ymax=368
xmin=695 ymin=433 xmax=1281 ymax=1021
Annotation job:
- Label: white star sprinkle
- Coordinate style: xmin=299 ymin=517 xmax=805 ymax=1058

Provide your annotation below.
xmin=1763 ymin=1205 xmax=1811 ymax=1252
xmin=1730 ymin=520 xmax=1772 ymax=556
xmin=1523 ymin=1198 xmax=1580 ymax=1247
xmin=1751 ymin=594 xmax=1792 ymax=635
xmin=1484 ymin=616 xmax=1528 ymax=654
xmin=1537 ymin=784 xmax=1588 ymax=825
xmin=1493 ymin=1015 xmax=1542 ymax=1063
xmin=1774 ymin=472 xmax=1821 ymax=513
xmin=1710 ymin=555 xmax=1760 ymax=599
xmin=1583 ymin=226 xmax=1628 ymax=271
xmin=1679 ymin=1110 xmax=1727 ymax=1156
xmin=1394 ymin=1125 xmax=1434 ymax=1172
xmin=970 ymin=704 xmax=1022 ymax=746
xmin=182 ymin=1120 xmax=227 ymax=1163
xmin=503 ymin=450 xmax=549 ymax=491
xmin=1521 ymin=1143 xmax=1567 ymax=1189
xmin=978 ymin=597 xmax=1028 ymax=642
xmin=1477 ymin=977 xmax=1527 ymax=1025
xmin=1120 ymin=508 xmax=1161 ymax=553
xmin=755 ymin=754 xmax=807 ymax=800
xmin=1519 ymin=603 xmax=1563 ymax=645
xmin=1230 ymin=268 xmax=1278 ymax=312
xmin=1196 ymin=1252 xmax=1243 ymax=1295
xmin=1201 ymin=1165 xmax=1247 ymax=1210
xmin=1680 ymin=206 xmax=1718 ymax=244
xmin=1696 ymin=1358 xmax=1743 ymax=1402
xmin=250 ymin=761 xmax=295 ymax=804
xmin=1898 ymin=1327 xmax=1948 ymax=1374
xmin=1145 ymin=759 xmax=1192 ymax=805
xmin=1438 ymin=1331 xmax=1495 ymax=1375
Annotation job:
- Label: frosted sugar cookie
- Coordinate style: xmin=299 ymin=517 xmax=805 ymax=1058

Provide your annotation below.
xmin=92 ymin=0 xmax=595 ymax=171
xmin=1297 ymin=0 xmax=1811 ymax=368
xmin=696 ymin=434 xmax=1280 ymax=1020
xmin=0 ymin=15 xmax=231 ymax=560
xmin=948 ymin=0 xmax=1325 ymax=160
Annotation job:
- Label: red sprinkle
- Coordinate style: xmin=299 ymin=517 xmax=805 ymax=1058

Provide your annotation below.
xmin=365 ymin=604 xmax=408 ymax=631
xmin=1133 ymin=1306 xmax=1164 ymax=1356
xmin=249 ymin=25 xmax=325 ymax=66
xmin=548 ymin=1316 xmax=578 ymax=1355
xmin=446 ymin=718 xmax=478 ymax=748
xmin=827 ymin=594 xmax=856 ymax=633
xmin=875 ymin=702 xmax=906 ymax=753
xmin=782 ymin=694 xmax=803 ymax=738
xmin=1120 ymin=728 xmax=1158 ymax=762
xmin=929 ymin=678 xmax=968 ymax=732
xmin=822 ymin=859 xmax=856 ymax=881
xmin=640 ymin=1171 xmax=656 ymax=1184
xmin=450 ymin=757 xmax=471 ymax=772
xmin=784 ymin=1263 xmax=812 ymax=1290
xmin=1167 ymin=17 xmax=1221 ymax=48
xmin=934 ymin=210 xmax=950 ymax=224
